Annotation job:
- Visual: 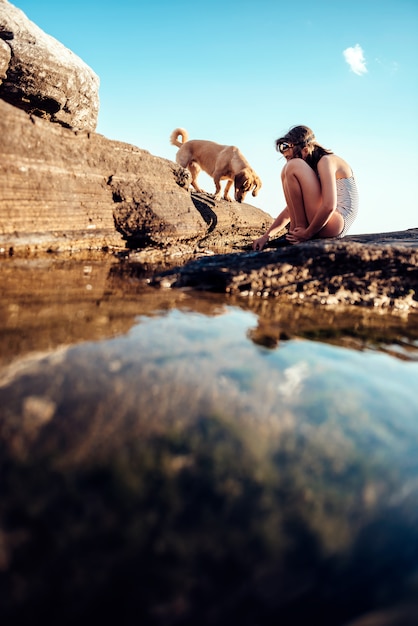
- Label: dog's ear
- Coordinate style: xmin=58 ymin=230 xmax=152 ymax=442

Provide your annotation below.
xmin=251 ymin=175 xmax=262 ymax=197
xmin=234 ymin=171 xmax=248 ymax=190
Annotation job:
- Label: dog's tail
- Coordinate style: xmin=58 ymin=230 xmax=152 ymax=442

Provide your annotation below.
xmin=170 ymin=128 xmax=188 ymax=148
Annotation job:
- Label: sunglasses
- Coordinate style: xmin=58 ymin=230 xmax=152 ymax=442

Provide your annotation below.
xmin=278 ymin=142 xmax=293 ymax=154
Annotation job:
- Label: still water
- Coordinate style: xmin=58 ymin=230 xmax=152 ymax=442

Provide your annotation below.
xmin=1 ymin=254 xmax=418 ymax=625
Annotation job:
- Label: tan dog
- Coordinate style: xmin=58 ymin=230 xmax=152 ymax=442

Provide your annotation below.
xmin=170 ymin=128 xmax=262 ymax=203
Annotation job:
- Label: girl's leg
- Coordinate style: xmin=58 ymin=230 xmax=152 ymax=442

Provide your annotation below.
xmin=281 ymin=159 xmax=321 ymax=229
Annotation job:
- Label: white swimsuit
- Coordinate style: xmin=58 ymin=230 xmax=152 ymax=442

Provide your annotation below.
xmin=336 ymin=176 xmax=359 ymax=237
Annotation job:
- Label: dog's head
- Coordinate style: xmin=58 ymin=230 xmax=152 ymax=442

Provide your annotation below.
xmin=234 ymin=169 xmax=262 ymax=203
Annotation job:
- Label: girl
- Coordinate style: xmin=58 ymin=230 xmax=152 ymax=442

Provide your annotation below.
xmin=253 ymin=125 xmax=359 ymax=249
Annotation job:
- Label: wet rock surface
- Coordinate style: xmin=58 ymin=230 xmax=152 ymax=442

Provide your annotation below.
xmin=149 ymin=228 xmax=418 ymax=311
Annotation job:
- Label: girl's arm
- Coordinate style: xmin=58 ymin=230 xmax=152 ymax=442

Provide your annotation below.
xmin=252 ymin=207 xmax=290 ymax=250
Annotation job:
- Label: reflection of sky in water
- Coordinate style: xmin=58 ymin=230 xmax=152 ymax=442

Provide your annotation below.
xmin=2 ymin=305 xmax=418 ymax=471
xmin=115 ymin=307 xmax=418 ymax=476
xmin=118 ymin=307 xmax=418 ymax=427
xmin=1 ymin=302 xmax=418 ymax=547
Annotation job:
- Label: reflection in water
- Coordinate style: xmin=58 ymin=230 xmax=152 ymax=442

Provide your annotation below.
xmin=1 ymin=256 xmax=418 ymax=625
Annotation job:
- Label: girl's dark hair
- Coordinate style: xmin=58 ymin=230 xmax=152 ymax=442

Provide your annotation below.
xmin=275 ymin=125 xmax=333 ymax=174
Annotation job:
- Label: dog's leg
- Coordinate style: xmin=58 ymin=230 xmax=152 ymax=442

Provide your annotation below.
xmin=212 ymin=174 xmax=230 ymax=201
xmin=212 ymin=179 xmax=222 ymax=200
xmin=223 ymin=179 xmax=234 ymax=202
xmin=209 ymin=174 xmax=221 ymax=200
xmin=188 ymin=161 xmax=203 ymax=192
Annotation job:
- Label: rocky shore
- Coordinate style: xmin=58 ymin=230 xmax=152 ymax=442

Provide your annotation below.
xmin=1 ymin=0 xmax=417 ymax=312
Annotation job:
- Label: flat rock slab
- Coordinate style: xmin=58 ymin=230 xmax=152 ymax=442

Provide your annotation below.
xmin=150 ymin=228 xmax=418 ymax=311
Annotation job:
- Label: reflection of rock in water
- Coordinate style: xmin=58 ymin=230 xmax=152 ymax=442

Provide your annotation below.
xmin=2 ymin=256 xmax=418 ymax=369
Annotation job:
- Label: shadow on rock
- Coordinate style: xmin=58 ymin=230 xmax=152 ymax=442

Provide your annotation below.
xmin=191 ymin=192 xmax=218 ymax=232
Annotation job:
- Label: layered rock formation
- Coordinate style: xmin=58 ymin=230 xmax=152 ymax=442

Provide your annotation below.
xmin=0 ymin=96 xmax=272 ymax=255
xmin=0 ymin=0 xmax=272 ymax=255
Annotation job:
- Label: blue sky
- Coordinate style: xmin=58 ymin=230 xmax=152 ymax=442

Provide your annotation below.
xmin=14 ymin=0 xmax=418 ymax=234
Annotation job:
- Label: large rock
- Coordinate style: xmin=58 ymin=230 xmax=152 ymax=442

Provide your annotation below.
xmin=0 ymin=0 xmax=99 ymax=131
xmin=0 ymin=99 xmax=272 ymax=255
xmin=0 ymin=0 xmax=274 ymax=256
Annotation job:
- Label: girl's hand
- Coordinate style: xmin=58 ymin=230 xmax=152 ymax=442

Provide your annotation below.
xmin=252 ymin=234 xmax=270 ymax=251
xmin=286 ymin=227 xmax=310 ymax=245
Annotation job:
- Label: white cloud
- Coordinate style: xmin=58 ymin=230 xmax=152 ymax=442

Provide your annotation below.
xmin=343 ymin=44 xmax=367 ymax=76
xmin=277 ymin=362 xmax=309 ymax=399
